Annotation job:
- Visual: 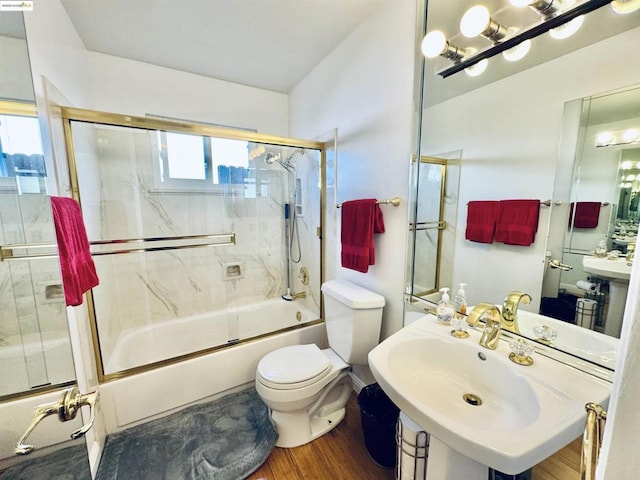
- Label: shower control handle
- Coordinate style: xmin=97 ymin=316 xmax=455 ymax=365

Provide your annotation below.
xmin=15 ymin=386 xmax=99 ymax=455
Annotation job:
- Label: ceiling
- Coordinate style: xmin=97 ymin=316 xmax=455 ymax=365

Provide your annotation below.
xmin=58 ymin=1 xmax=640 ymax=103
xmin=60 ymin=0 xmax=386 ymax=94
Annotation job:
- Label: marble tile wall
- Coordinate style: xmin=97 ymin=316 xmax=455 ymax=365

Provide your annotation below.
xmin=0 ymin=188 xmax=75 ymax=396
xmin=71 ymin=122 xmax=322 ymax=371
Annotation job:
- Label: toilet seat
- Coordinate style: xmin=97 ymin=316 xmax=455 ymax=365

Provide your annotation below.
xmin=257 ymin=344 xmax=333 ymax=390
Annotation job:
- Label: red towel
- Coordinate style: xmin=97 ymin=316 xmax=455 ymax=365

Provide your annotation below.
xmin=569 ymin=202 xmax=601 ymax=228
xmin=50 ymin=196 xmax=99 ymax=306
xmin=465 ymin=201 xmax=499 ymax=243
xmin=341 ymin=199 xmax=385 ymax=273
xmin=494 ymin=199 xmax=540 ymax=246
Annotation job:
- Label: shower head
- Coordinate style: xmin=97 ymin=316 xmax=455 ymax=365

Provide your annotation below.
xmin=263 ymin=151 xmax=296 ymax=174
xmin=264 ymin=152 xmax=281 ymax=165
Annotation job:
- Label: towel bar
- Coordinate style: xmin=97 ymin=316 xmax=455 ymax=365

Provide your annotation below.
xmin=337 ymin=197 xmax=401 ymax=208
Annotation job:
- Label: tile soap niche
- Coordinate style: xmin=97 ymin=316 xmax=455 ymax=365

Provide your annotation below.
xmin=222 ymin=262 xmax=244 ymax=281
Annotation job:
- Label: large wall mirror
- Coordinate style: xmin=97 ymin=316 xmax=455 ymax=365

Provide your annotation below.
xmin=408 ymin=0 xmax=640 ymax=378
xmin=0 ymin=11 xmax=90 ymax=479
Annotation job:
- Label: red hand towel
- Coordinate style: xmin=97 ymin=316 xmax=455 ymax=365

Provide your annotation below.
xmin=569 ymin=202 xmax=601 ymax=228
xmin=494 ymin=199 xmax=540 ymax=246
xmin=341 ymin=199 xmax=385 ymax=273
xmin=465 ymin=201 xmax=499 ymax=243
xmin=50 ymin=196 xmax=99 ymax=306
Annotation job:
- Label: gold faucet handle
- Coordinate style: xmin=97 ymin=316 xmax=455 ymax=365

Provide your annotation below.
xmin=15 ymin=386 xmax=99 ymax=455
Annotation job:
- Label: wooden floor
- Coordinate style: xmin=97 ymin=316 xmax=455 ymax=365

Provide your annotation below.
xmin=248 ymin=393 xmax=582 ymax=480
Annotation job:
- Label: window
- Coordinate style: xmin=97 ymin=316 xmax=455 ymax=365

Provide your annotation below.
xmin=156 ymin=131 xmax=250 ymax=191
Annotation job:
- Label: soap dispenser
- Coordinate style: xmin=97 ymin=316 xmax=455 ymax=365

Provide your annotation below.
xmin=455 ymin=283 xmax=467 ymax=315
xmin=437 ymin=287 xmax=455 ymax=325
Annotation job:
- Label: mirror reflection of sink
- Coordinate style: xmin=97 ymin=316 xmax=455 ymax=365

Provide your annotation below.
xmin=516 ymin=310 xmax=619 ymax=371
xmin=369 ymin=314 xmax=611 ymax=478
xmin=582 ymin=255 xmax=632 ymax=338
xmin=582 ymin=255 xmax=632 ymax=281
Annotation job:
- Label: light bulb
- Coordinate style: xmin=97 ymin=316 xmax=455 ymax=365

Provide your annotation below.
xmin=622 ymin=128 xmax=639 ymax=142
xmin=549 ymin=15 xmax=584 ymax=39
xmin=502 ymin=28 xmax=532 ymax=62
xmin=611 ymin=0 xmax=640 ymax=14
xmin=622 ymin=161 xmax=633 ymax=170
xmin=460 ymin=5 xmax=491 ymax=38
xmin=464 ymin=49 xmax=488 ymax=76
xmin=596 ymin=132 xmax=613 ymax=146
xmin=421 ymin=31 xmax=447 ymax=58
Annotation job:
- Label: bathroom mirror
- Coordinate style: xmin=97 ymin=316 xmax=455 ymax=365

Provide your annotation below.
xmin=0 ymin=11 xmax=90 ymax=478
xmin=408 ymin=0 xmax=640 ymax=375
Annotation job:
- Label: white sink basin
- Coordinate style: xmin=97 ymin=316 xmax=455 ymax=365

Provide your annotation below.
xmin=369 ymin=314 xmax=611 ymax=476
xmin=583 ymin=255 xmax=632 ymax=281
xmin=517 ymin=310 xmax=619 ymax=371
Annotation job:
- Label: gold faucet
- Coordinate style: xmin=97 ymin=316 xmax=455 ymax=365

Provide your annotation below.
xmin=291 ymin=291 xmax=307 ymax=300
xmin=466 ymin=303 xmax=503 ymax=350
xmin=501 ymin=291 xmax=532 ymax=334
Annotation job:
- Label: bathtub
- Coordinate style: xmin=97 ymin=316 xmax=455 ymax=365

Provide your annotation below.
xmin=0 ymin=331 xmax=75 ymax=398
xmin=98 ymin=300 xmax=326 ymax=434
xmin=104 ymin=298 xmax=320 ymax=375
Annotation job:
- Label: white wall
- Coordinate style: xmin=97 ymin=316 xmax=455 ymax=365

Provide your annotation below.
xmin=288 ymin=0 xmax=418 ymax=342
xmin=84 ymin=53 xmax=288 ymax=135
xmin=422 ymin=27 xmax=640 ymax=312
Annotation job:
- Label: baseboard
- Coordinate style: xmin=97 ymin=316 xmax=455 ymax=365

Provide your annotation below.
xmin=349 ymin=371 xmax=368 ymax=395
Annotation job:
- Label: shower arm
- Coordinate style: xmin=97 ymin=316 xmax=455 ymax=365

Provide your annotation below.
xmin=15 ymin=386 xmax=99 ymax=455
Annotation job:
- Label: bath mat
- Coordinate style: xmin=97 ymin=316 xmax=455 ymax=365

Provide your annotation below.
xmin=96 ymin=388 xmax=277 ymax=480
xmin=0 ymin=443 xmax=91 ymax=480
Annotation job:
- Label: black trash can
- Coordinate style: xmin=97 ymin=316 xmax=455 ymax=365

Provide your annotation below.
xmin=357 ymin=383 xmax=400 ymax=469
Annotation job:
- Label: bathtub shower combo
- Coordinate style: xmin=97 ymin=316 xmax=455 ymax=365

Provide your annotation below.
xmin=62 ymin=109 xmax=325 ymax=379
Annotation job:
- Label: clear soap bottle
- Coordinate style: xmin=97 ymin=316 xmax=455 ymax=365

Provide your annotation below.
xmin=436 ymin=287 xmax=455 ymax=325
xmin=455 ymin=283 xmax=467 ymax=315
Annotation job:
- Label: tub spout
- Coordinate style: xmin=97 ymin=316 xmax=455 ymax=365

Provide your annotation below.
xmin=291 ymin=291 xmax=307 ymax=300
xmin=501 ymin=291 xmax=532 ymax=334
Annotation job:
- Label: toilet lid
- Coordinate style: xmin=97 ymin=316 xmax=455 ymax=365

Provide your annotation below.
xmin=258 ymin=344 xmax=331 ymax=384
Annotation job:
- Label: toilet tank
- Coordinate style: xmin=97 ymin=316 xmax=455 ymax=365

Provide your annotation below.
xmin=321 ymin=279 xmax=385 ymax=365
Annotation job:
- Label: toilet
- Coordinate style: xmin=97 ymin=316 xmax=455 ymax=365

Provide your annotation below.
xmin=255 ymin=279 xmax=385 ymax=448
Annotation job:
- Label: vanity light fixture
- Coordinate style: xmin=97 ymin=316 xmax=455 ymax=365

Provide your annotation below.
xmin=611 ymin=0 xmax=640 ymax=13
xmin=421 ymin=30 xmax=466 ymax=61
xmin=460 ymin=5 xmax=510 ymax=41
xmin=509 ymin=0 xmax=560 ymax=17
xmin=434 ymin=0 xmax=613 ymax=78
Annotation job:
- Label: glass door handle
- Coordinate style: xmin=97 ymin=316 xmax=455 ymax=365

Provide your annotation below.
xmin=15 ymin=386 xmax=100 ymax=455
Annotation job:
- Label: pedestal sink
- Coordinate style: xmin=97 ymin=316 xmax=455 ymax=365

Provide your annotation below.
xmin=369 ymin=314 xmax=611 ymax=479
xmin=582 ymin=255 xmax=632 ymax=338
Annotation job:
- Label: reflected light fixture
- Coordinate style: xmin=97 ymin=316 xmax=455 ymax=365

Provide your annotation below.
xmin=502 ymin=28 xmax=532 ymax=61
xmin=611 ymin=0 xmax=640 ymax=14
xmin=549 ymin=14 xmax=584 ymax=38
xmin=421 ymin=30 xmax=466 ymax=61
xmin=623 ymin=128 xmax=640 ymax=142
xmin=595 ymin=128 xmax=640 ymax=147
xmin=460 ymin=5 xmax=510 ymax=41
xmin=464 ymin=48 xmax=489 ymax=76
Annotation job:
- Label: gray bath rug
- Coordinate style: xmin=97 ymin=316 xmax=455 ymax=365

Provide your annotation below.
xmin=96 ymin=388 xmax=277 ymax=480
xmin=0 ymin=443 xmax=91 ymax=480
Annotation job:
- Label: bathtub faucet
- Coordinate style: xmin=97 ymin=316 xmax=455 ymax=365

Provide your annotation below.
xmin=291 ymin=291 xmax=307 ymax=300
